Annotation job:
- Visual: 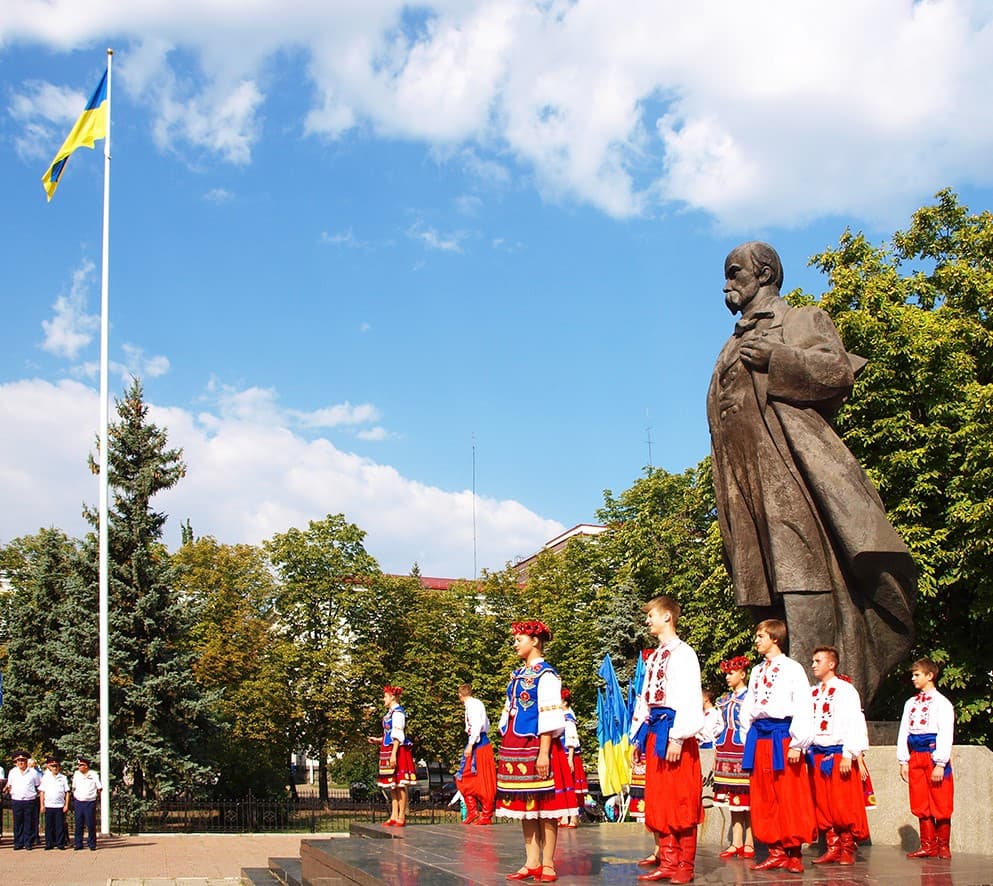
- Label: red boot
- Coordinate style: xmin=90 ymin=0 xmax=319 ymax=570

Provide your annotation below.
xmin=838 ymin=830 xmax=857 ymax=865
xmin=669 ymin=828 xmax=697 ymax=884
xmin=751 ymin=845 xmax=787 ymax=871
xmin=462 ymin=794 xmax=479 ymax=825
xmin=907 ymin=817 xmax=937 ymax=858
xmin=812 ymin=828 xmax=841 ymax=864
xmin=638 ymin=835 xmax=679 ymax=881
xmin=935 ymin=819 xmax=952 ymax=859
xmin=784 ymin=846 xmax=804 ymax=874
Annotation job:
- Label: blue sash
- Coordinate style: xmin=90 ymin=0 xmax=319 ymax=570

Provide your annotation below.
xmin=633 ymin=707 xmax=675 ymax=760
xmin=807 ymin=743 xmax=844 ymax=776
xmin=907 ymin=732 xmax=937 ymax=753
xmin=742 ymin=717 xmax=791 ymax=772
xmin=908 ymin=733 xmax=952 ymax=777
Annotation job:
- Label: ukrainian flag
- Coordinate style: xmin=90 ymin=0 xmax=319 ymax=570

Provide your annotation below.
xmin=42 ymin=69 xmax=108 ymax=201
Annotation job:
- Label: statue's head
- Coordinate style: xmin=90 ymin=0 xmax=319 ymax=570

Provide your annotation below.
xmin=723 ymin=241 xmax=783 ymax=314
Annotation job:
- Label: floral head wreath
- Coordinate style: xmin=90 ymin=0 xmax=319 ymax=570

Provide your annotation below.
xmin=383 ymin=685 xmax=403 ymax=698
xmin=560 ymin=687 xmax=572 ymax=702
xmin=720 ymin=655 xmax=751 ymax=673
xmin=511 ymin=620 xmax=553 ymax=642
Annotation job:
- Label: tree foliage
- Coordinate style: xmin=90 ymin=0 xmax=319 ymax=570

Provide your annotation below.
xmin=263 ymin=514 xmax=382 ymax=802
xmin=91 ymin=378 xmax=214 ymax=800
xmin=173 ymin=535 xmax=292 ymax=797
xmin=811 ymin=189 xmax=993 ymax=739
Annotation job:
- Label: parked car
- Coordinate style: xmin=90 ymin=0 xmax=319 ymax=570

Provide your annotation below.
xmin=430 ymin=780 xmax=458 ymax=805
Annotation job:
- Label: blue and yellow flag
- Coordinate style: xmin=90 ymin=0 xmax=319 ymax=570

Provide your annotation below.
xmin=41 ymin=69 xmax=108 ymax=201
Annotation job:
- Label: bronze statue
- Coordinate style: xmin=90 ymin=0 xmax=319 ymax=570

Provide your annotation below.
xmin=707 ymin=241 xmax=917 ymax=706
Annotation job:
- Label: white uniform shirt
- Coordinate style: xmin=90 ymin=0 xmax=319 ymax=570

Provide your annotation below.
xmin=697 ymin=706 xmax=724 ymax=746
xmin=463 ymin=696 xmax=490 ymax=745
xmin=40 ymin=771 xmax=70 ymax=808
xmin=8 ymin=765 xmax=42 ymax=800
xmin=739 ymin=653 xmax=813 ymax=749
xmin=897 ymin=689 xmax=955 ymax=765
xmin=810 ymin=677 xmax=867 ymax=758
xmin=71 ymin=769 xmax=103 ymax=801
xmin=629 ymin=638 xmax=704 ymax=745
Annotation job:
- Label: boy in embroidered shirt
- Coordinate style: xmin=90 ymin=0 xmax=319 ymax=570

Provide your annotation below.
xmin=629 ymin=596 xmax=704 ymax=884
xmin=807 ymin=647 xmax=870 ymax=865
xmin=897 ymin=657 xmax=955 ymax=859
xmin=738 ymin=618 xmax=816 ymax=873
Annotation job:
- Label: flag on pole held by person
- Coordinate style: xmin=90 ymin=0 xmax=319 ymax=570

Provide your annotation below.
xmin=41 ymin=68 xmax=108 ymax=201
xmin=596 ymin=654 xmax=632 ymax=795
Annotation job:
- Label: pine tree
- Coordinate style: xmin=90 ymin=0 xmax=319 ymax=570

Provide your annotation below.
xmin=0 ymin=528 xmax=92 ymax=757
xmin=86 ymin=378 xmax=215 ymax=801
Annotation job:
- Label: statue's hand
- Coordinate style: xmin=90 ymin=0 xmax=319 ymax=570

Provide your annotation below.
xmin=739 ymin=337 xmax=777 ymax=371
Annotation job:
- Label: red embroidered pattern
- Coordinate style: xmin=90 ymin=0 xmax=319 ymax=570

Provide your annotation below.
xmin=908 ymin=692 xmax=930 ymax=730
xmin=752 ymin=659 xmax=781 ymax=707
xmin=812 ymin=682 xmax=837 ymax=735
xmin=644 ymin=647 xmax=672 ymax=705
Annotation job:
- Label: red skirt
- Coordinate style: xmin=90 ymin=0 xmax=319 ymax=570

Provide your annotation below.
xmin=748 ymin=737 xmax=816 ymax=848
xmin=908 ymin=750 xmax=954 ymax=820
xmin=377 ymin=743 xmax=416 ymax=789
xmin=643 ymin=733 xmax=703 ymax=836
xmin=571 ymin=752 xmax=589 ymax=795
xmin=496 ymin=729 xmax=576 ymax=820
xmin=809 ymin=753 xmax=870 ymax=839
xmin=456 ymin=742 xmax=497 ymax=808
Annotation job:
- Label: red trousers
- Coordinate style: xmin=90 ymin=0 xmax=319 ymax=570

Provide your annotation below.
xmin=908 ymin=750 xmax=954 ymax=820
xmin=809 ymin=753 xmax=869 ymax=839
xmin=749 ymin=737 xmax=816 ymax=848
xmin=456 ymin=742 xmax=497 ymax=810
xmin=643 ymin=733 xmax=703 ymax=836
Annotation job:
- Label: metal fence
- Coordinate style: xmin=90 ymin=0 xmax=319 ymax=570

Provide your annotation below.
xmin=108 ymin=791 xmax=462 ymax=834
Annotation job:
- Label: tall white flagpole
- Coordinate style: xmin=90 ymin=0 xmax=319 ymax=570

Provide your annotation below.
xmin=98 ymin=46 xmax=113 ymax=835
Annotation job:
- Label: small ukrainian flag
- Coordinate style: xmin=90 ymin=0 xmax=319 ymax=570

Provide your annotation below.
xmin=41 ymin=69 xmax=108 ymax=201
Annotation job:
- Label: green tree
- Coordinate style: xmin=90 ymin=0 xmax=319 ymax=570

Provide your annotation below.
xmin=264 ymin=513 xmax=381 ymax=803
xmin=89 ymin=378 xmax=214 ymax=800
xmin=811 ymin=189 xmax=993 ymax=740
xmin=174 ymin=535 xmax=293 ymax=797
xmin=0 ymin=529 xmax=96 ymax=758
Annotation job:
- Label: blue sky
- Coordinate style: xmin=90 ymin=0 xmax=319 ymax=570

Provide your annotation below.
xmin=3 ymin=0 xmax=993 ymax=577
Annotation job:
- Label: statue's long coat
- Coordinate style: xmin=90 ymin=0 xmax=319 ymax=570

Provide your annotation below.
xmin=707 ymin=294 xmax=916 ymax=703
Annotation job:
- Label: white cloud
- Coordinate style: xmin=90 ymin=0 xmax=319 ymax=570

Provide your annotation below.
xmin=204 ymin=187 xmax=233 ymax=202
xmin=407 ymin=220 xmax=465 ymax=252
xmin=40 ymin=260 xmax=99 ymax=359
xmin=320 ymin=228 xmax=368 ymax=248
xmin=8 ymin=79 xmax=90 ymax=160
xmin=356 ymin=426 xmax=391 ymax=442
xmin=0 ymin=377 xmax=563 ymax=576
xmin=291 ymin=401 xmax=380 ymax=429
xmin=5 ymin=0 xmax=993 ymax=227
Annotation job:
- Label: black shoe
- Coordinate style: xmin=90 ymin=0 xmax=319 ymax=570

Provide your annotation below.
xmin=74 ymin=846 xmax=83 ymax=851
xmin=89 ymin=846 xmax=97 ymax=851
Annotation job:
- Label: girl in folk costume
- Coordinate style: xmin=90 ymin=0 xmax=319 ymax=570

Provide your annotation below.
xmin=559 ymin=687 xmax=587 ymax=828
xmin=496 ymin=620 xmax=574 ymax=883
xmin=738 ymin=619 xmax=817 ymax=874
xmin=712 ymin=656 xmax=754 ymax=859
xmin=897 ymin=657 xmax=955 ymax=859
xmin=629 ymin=596 xmax=704 ymax=884
xmin=367 ymin=685 xmax=416 ymax=827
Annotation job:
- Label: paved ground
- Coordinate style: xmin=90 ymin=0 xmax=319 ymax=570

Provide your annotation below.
xmin=0 ymin=833 xmax=307 ymax=886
